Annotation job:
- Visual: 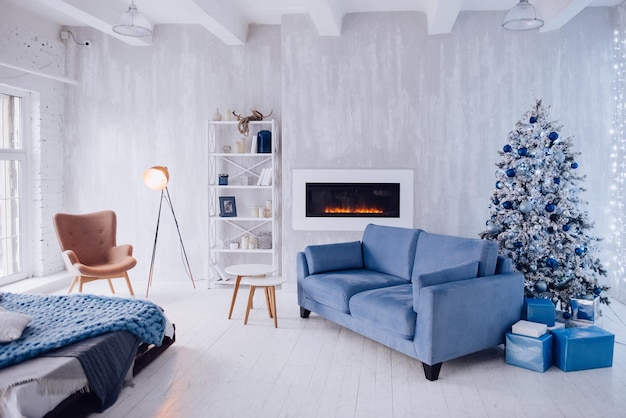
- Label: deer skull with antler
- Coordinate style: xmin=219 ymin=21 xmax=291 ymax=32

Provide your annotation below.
xmin=232 ymin=109 xmax=273 ymax=136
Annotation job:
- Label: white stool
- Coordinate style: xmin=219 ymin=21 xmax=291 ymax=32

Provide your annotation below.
xmin=240 ymin=276 xmax=287 ymax=328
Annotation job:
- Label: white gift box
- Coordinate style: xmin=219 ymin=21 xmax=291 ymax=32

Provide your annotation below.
xmin=512 ymin=320 xmax=548 ymax=338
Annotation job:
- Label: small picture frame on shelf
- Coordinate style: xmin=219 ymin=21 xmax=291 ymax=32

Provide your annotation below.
xmin=219 ymin=196 xmax=237 ymax=217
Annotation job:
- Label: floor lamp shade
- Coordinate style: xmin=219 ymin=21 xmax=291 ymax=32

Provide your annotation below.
xmin=144 ymin=166 xmax=169 ymax=190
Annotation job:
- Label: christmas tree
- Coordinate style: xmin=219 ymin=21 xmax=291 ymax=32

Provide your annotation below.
xmin=480 ymin=99 xmax=608 ymax=311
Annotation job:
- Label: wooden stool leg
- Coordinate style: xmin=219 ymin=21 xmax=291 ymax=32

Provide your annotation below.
xmin=228 ymin=276 xmax=243 ymax=319
xmin=244 ymin=286 xmax=256 ymax=325
xmin=264 ymin=287 xmax=273 ymax=318
xmin=269 ymin=286 xmax=278 ymax=328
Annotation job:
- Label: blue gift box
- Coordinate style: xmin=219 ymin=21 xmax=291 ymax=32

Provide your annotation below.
xmin=524 ymin=297 xmax=555 ymax=326
xmin=571 ymin=297 xmax=600 ymax=324
xmin=505 ymin=332 xmax=553 ymax=372
xmin=551 ymin=326 xmax=614 ymax=372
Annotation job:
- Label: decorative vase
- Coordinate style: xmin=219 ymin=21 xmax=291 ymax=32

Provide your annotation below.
xmin=257 ymin=130 xmax=271 ymax=153
xmin=212 ymin=108 xmax=222 ymax=121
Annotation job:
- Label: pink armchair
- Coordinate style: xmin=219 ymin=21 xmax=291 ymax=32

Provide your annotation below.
xmin=53 ymin=210 xmax=136 ymax=295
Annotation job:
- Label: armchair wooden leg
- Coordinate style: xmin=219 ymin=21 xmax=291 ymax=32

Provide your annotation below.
xmin=124 ymin=272 xmax=135 ymax=296
xmin=106 ymin=278 xmax=115 ymax=294
xmin=68 ymin=276 xmax=79 ymax=293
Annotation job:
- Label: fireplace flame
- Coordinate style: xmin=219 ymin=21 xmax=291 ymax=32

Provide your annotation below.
xmin=324 ymin=207 xmax=384 ymax=214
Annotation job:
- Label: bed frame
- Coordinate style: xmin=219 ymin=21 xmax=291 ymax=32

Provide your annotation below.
xmin=44 ymin=326 xmax=175 ymax=418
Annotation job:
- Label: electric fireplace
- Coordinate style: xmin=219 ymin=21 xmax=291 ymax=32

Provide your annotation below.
xmin=292 ymin=169 xmax=413 ymax=231
xmin=306 ymin=183 xmax=400 ymax=218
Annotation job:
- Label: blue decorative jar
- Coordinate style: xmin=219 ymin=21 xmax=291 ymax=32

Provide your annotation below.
xmin=257 ymin=130 xmax=272 ymax=153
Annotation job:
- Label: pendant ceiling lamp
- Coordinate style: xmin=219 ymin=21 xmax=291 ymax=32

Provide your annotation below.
xmin=502 ymin=0 xmax=544 ymax=31
xmin=113 ymin=1 xmax=153 ymax=37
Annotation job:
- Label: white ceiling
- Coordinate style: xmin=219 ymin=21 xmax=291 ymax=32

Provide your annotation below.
xmin=4 ymin=0 xmax=624 ymax=46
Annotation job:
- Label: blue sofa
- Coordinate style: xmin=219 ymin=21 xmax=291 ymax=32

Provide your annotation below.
xmin=297 ymin=224 xmax=524 ymax=381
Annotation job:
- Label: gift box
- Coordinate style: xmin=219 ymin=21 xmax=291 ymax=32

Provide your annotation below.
xmin=551 ymin=326 xmax=614 ymax=372
xmin=505 ymin=332 xmax=553 ymax=372
xmin=524 ymin=297 xmax=555 ymax=326
xmin=512 ymin=320 xmax=548 ymax=338
xmin=571 ymin=296 xmax=600 ymax=324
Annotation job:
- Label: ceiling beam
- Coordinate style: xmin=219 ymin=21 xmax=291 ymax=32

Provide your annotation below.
xmin=190 ymin=0 xmax=248 ymax=45
xmin=425 ymin=0 xmax=464 ymax=35
xmin=34 ymin=0 xmax=151 ymax=46
xmin=304 ymin=0 xmax=343 ymax=36
xmin=539 ymin=0 xmax=595 ymax=32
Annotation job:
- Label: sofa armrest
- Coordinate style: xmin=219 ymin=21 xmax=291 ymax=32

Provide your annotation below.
xmin=297 ymin=252 xmax=310 ymax=306
xmin=414 ymin=272 xmax=524 ymax=365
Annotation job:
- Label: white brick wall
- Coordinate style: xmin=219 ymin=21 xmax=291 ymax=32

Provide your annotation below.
xmin=0 ymin=11 xmax=67 ymax=277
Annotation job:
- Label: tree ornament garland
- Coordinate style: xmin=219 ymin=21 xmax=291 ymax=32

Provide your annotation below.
xmin=480 ymin=99 xmax=609 ymax=311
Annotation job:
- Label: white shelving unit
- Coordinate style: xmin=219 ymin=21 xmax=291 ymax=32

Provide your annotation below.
xmin=207 ymin=119 xmax=278 ymax=288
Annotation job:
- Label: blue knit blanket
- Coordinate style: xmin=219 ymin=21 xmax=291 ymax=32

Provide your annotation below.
xmin=0 ymin=292 xmax=166 ymax=369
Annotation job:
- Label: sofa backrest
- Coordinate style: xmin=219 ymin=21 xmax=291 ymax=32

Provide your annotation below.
xmin=411 ymin=231 xmax=499 ymax=280
xmin=361 ymin=224 xmax=422 ymax=281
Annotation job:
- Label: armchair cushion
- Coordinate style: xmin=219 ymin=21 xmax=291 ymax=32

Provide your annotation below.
xmin=305 ymin=241 xmax=363 ymax=274
xmin=413 ymin=260 xmax=479 ymax=311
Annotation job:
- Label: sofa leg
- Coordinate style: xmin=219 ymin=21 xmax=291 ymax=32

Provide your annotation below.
xmin=422 ymin=362 xmax=442 ymax=381
xmin=300 ymin=307 xmax=311 ymax=318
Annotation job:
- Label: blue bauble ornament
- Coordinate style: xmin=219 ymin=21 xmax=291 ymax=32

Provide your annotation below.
xmin=575 ymin=247 xmax=584 ymax=256
xmin=553 ymin=177 xmax=560 ymax=184
xmin=514 ymin=241 xmax=523 ymax=249
xmin=534 ymin=280 xmax=548 ymax=293
xmin=502 ymin=201 xmax=513 ymax=209
xmin=549 ymin=132 xmax=559 ymax=141
xmin=496 ymin=181 xmax=504 ymax=189
xmin=563 ymin=224 xmax=571 ymax=231
xmin=530 ymin=116 xmax=537 ymax=123
xmin=518 ymin=147 xmax=528 ymax=156
xmin=546 ymin=258 xmax=558 ymax=268
xmin=563 ymin=311 xmax=572 ymax=320
xmin=594 ymin=287 xmax=602 ymax=295
xmin=506 ymin=168 xmax=516 ymax=177
xmin=571 ymin=162 xmax=579 ymax=169
xmin=545 ymin=203 xmax=556 ymax=212
xmin=503 ymin=144 xmax=513 ymax=153
xmin=492 ymin=198 xmax=499 ymax=205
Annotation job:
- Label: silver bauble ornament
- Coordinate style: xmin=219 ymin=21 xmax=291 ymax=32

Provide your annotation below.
xmin=519 ymin=201 xmax=533 ymax=213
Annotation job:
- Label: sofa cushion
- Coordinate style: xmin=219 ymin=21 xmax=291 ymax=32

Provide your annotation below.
xmin=362 ymin=224 xmax=421 ymax=281
xmin=305 ymin=241 xmax=363 ymax=274
xmin=412 ymin=260 xmax=479 ymax=311
xmin=349 ymin=284 xmax=416 ymax=339
xmin=301 ymin=269 xmax=408 ymax=313
xmin=412 ymin=231 xmax=498 ymax=280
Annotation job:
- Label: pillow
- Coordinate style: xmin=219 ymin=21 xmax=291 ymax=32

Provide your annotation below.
xmin=0 ymin=308 xmax=32 ymax=343
xmin=305 ymin=241 xmax=363 ymax=274
xmin=413 ymin=260 xmax=480 ymax=306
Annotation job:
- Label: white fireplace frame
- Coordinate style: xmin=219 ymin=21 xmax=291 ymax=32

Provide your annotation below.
xmin=292 ymin=169 xmax=414 ymax=231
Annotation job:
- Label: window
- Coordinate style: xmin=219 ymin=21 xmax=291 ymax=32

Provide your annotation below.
xmin=0 ymin=87 xmax=28 ymax=285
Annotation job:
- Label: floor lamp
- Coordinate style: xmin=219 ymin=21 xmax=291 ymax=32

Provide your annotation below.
xmin=144 ymin=166 xmax=196 ymax=297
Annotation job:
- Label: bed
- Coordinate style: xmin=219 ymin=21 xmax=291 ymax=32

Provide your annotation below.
xmin=0 ymin=292 xmax=175 ymax=417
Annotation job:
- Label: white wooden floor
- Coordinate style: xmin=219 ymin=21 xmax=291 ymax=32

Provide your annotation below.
xmin=47 ymin=278 xmax=626 ymax=418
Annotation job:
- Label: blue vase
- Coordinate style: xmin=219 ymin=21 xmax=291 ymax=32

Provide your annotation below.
xmin=257 ymin=130 xmax=271 ymax=153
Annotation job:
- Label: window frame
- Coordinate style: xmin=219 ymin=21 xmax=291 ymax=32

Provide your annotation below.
xmin=0 ymin=85 xmax=31 ymax=285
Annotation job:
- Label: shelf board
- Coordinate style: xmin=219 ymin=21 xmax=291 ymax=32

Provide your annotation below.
xmin=209 ymin=248 xmax=273 ymax=253
xmin=209 ymin=216 xmax=273 ymax=222
xmin=209 ymin=185 xmax=272 ymax=189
